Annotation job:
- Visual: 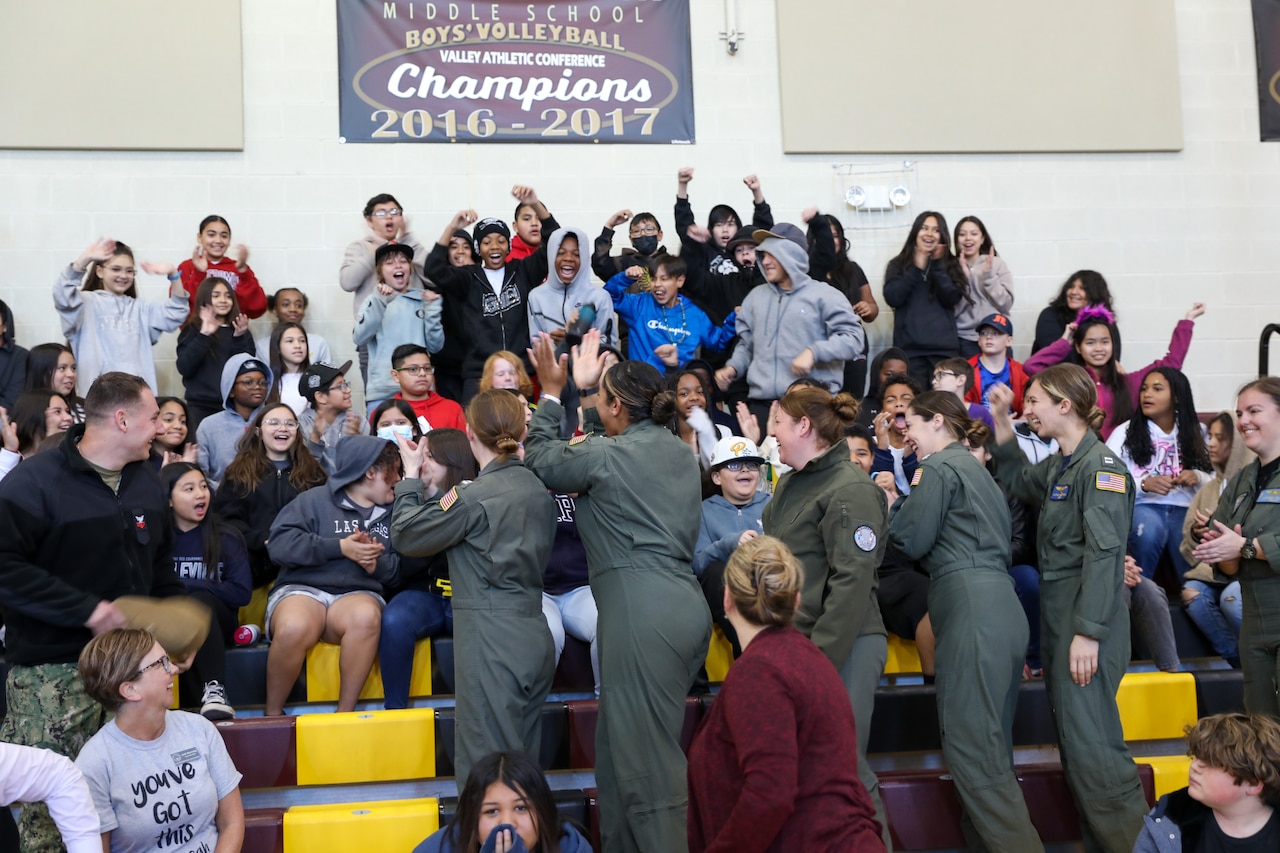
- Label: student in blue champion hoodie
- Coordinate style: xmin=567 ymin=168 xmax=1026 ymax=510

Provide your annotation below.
xmin=603 ymin=254 xmax=735 ymax=373
xmin=264 ymin=434 xmax=403 ymax=715
xmin=196 ymin=353 xmax=273 ymax=491
xmin=162 ymin=461 xmax=252 ymax=721
xmin=693 ymin=436 xmax=771 ymax=657
xmin=353 ymin=241 xmax=445 ymax=414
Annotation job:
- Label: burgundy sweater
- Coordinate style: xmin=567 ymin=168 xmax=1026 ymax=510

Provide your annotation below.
xmin=687 ymin=626 xmax=885 ymax=853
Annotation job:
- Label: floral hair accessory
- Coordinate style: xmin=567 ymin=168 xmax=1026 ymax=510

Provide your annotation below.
xmin=1075 ymin=304 xmax=1116 ymax=326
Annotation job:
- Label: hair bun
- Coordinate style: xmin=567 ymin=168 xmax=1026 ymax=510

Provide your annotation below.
xmin=1087 ymin=406 xmax=1107 ymax=431
xmin=831 ymin=392 xmax=860 ymax=424
xmin=495 ymin=435 xmax=520 ymax=454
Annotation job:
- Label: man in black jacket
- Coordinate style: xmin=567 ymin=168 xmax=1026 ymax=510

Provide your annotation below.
xmin=0 ymin=372 xmax=186 ymax=853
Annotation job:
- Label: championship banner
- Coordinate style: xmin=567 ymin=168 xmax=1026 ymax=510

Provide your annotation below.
xmin=337 ymin=0 xmax=695 ymax=144
xmin=1253 ymin=0 xmax=1280 ymax=140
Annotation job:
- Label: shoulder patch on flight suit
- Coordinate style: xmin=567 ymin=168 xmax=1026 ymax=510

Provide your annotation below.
xmin=1258 ymin=489 xmax=1280 ymax=504
xmin=910 ymin=468 xmax=923 ymax=487
xmin=1050 ymin=484 xmax=1071 ymax=501
xmin=569 ymin=432 xmax=589 ymax=446
xmin=1095 ymin=472 xmax=1127 ymax=493
xmin=854 ymin=525 xmax=878 ymax=552
xmin=439 ymin=486 xmax=459 ymax=511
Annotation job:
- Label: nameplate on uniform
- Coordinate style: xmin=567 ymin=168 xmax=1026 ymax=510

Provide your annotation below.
xmin=1050 ymin=484 xmax=1071 ymax=501
xmin=1258 ymin=489 xmax=1280 ymax=504
xmin=1095 ymin=472 xmax=1126 ymax=493
xmin=439 ymin=486 xmax=459 ymax=511
xmin=910 ymin=468 xmax=922 ymax=487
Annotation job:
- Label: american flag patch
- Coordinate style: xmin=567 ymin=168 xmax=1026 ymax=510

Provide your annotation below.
xmin=439 ymin=486 xmax=459 ymax=511
xmin=910 ymin=468 xmax=923 ymax=487
xmin=1095 ymin=472 xmax=1126 ymax=493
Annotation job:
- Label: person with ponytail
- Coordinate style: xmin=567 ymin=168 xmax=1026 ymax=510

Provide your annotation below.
xmin=391 ymin=390 xmax=557 ymax=784
xmin=687 ymin=536 xmax=885 ymax=853
xmin=886 ymin=391 xmax=1042 ymax=851
xmin=761 ymin=383 xmax=892 ymax=849
xmin=1025 ymin=301 xmax=1205 ymax=439
xmin=524 ymin=330 xmax=712 ymax=853
xmin=988 ymin=366 xmax=1148 ymax=852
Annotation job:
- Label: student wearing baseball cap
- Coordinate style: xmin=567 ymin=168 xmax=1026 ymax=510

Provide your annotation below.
xmin=297 ymin=360 xmax=368 ymax=474
xmin=964 ymin=312 xmax=1029 ymax=417
xmin=694 ymin=436 xmax=771 ymax=656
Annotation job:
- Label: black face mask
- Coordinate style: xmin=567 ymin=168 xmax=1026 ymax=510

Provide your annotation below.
xmin=632 ymin=235 xmax=658 ymax=256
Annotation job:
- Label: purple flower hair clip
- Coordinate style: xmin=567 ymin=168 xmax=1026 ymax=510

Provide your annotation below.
xmin=1075 ymin=304 xmax=1116 ymax=326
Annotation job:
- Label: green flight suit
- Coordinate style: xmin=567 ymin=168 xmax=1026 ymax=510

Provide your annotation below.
xmin=992 ymin=430 xmax=1147 ymax=853
xmin=390 ymin=457 xmax=557 ymax=785
xmin=888 ymin=443 xmax=1042 ymax=853
xmin=762 ymin=442 xmax=892 ymax=850
xmin=1208 ymin=460 xmax=1280 ymax=716
xmin=524 ymin=399 xmax=711 ymax=853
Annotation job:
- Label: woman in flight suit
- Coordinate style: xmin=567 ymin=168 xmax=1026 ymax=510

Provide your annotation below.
xmin=524 ymin=330 xmax=712 ymax=853
xmin=988 ymin=365 xmax=1147 ymax=853
xmin=390 ymin=390 xmax=557 ymax=785
xmin=1193 ymin=376 xmax=1280 ymax=717
xmin=887 ymin=391 xmax=1042 ymax=852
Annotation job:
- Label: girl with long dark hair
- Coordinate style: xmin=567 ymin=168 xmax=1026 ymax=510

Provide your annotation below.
xmin=177 ymin=277 xmax=256 ymax=432
xmin=952 ymin=216 xmax=1014 ymax=358
xmin=1032 ymin=270 xmax=1117 ymax=355
xmin=24 ymin=342 xmax=83 ymax=422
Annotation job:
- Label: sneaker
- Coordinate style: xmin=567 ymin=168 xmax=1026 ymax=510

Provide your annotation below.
xmin=200 ymin=680 xmax=234 ymax=721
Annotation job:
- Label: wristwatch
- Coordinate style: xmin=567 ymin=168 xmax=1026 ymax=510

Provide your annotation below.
xmin=1241 ymin=539 xmax=1258 ymax=561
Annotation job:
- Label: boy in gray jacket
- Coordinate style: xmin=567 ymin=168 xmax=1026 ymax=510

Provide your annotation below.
xmin=714 ymin=223 xmax=862 ymax=429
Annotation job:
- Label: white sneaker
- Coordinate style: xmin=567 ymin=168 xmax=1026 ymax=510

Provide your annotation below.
xmin=200 ymin=680 xmax=234 ymax=721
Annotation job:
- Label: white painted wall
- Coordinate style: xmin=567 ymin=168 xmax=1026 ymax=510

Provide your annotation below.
xmin=0 ymin=0 xmax=1275 ymax=410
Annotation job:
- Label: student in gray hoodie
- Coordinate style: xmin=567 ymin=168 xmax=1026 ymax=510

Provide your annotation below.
xmin=264 ymin=434 xmax=403 ymax=714
xmin=526 ymin=226 xmax=616 ymax=347
xmin=196 ymin=353 xmax=272 ymax=490
xmin=714 ymin=224 xmax=863 ymax=430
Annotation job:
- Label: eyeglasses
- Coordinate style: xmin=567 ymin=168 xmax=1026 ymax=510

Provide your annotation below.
xmin=371 ymin=208 xmax=402 ymax=218
xmin=236 ymin=379 xmax=269 ymax=389
xmin=629 ymin=225 xmax=660 ymax=236
xmin=263 ymin=418 xmax=298 ymax=429
xmin=103 ymin=265 xmax=136 ymax=276
xmin=325 ymin=382 xmax=352 ymax=393
xmin=721 ymin=461 xmax=761 ymax=472
xmin=932 ymin=371 xmax=957 ymax=380
xmin=395 ymin=365 xmax=435 ymax=375
xmin=133 ymin=654 xmax=172 ymax=680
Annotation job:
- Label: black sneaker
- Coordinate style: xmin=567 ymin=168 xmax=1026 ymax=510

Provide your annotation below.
xmin=200 ymin=680 xmax=234 ymax=721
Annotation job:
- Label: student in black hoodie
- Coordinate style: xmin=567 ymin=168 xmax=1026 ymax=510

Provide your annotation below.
xmin=591 ymin=209 xmax=668 ymax=281
xmin=0 ymin=372 xmax=186 ymax=847
xmin=0 ymin=300 xmax=27 ymax=411
xmin=424 ymin=186 xmax=558 ymax=404
xmin=176 ymin=278 xmax=256 ymax=434
xmin=674 ymin=167 xmax=774 ymax=275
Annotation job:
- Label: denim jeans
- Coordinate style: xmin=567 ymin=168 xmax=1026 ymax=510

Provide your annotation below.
xmin=542 ymin=586 xmax=600 ymax=694
xmin=1129 ymin=503 xmax=1193 ymax=581
xmin=1008 ymin=564 xmax=1042 ymax=670
xmin=1123 ymin=580 xmax=1180 ymax=671
xmin=1183 ymin=579 xmax=1242 ymax=663
xmin=379 ymin=589 xmax=453 ymax=709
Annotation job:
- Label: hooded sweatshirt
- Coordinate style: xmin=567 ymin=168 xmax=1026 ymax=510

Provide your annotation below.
xmin=527 ymin=227 xmax=617 ymax=346
xmin=725 ymin=236 xmax=864 ymax=400
xmin=0 ymin=300 xmax=28 ymax=410
xmin=267 ymin=435 xmax=400 ymax=593
xmin=196 ymin=353 xmax=274 ymax=490
xmin=353 ymin=284 xmax=446 ymax=403
xmin=340 ymin=230 xmax=430 ymax=318
xmin=693 ymin=490 xmax=771 ymax=577
xmin=53 ymin=264 xmax=188 ymax=395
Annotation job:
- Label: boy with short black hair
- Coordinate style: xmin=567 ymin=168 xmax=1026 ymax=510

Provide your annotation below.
xmin=603 ymin=254 xmax=735 ymax=372
xmin=1135 ymin=713 xmax=1280 ymax=851
xmin=389 ymin=344 xmax=466 ymax=434
xmin=591 ymin=210 xmax=668 ymax=281
xmin=932 ymin=356 xmax=995 ymax=430
xmin=197 ymin=353 xmax=273 ymax=489
xmin=507 ymin=199 xmax=544 ymax=261
xmin=674 ymin=167 xmax=774 ymax=275
xmin=964 ymin=312 xmax=1028 ymax=416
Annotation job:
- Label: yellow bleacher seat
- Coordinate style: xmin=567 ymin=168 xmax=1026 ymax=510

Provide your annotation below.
xmin=284 ymin=798 xmax=439 ymax=853
xmin=239 ymin=584 xmax=270 ymax=631
xmin=295 ymin=708 xmax=436 ymax=785
xmin=884 ymin=632 xmax=922 ymax=675
xmin=1116 ymin=671 xmax=1198 ymax=741
xmin=1139 ymin=755 xmax=1193 ymax=798
xmin=304 ymin=638 xmax=432 ymax=702
xmin=705 ymin=625 xmax=734 ymax=683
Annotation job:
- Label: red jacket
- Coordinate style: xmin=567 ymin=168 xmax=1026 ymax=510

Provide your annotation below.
xmin=178 ymin=258 xmax=268 ymax=319
xmin=505 ymin=234 xmax=538 ymax=262
xmin=965 ymin=354 xmax=1028 ymax=417
xmin=395 ymin=392 xmax=467 ymax=433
